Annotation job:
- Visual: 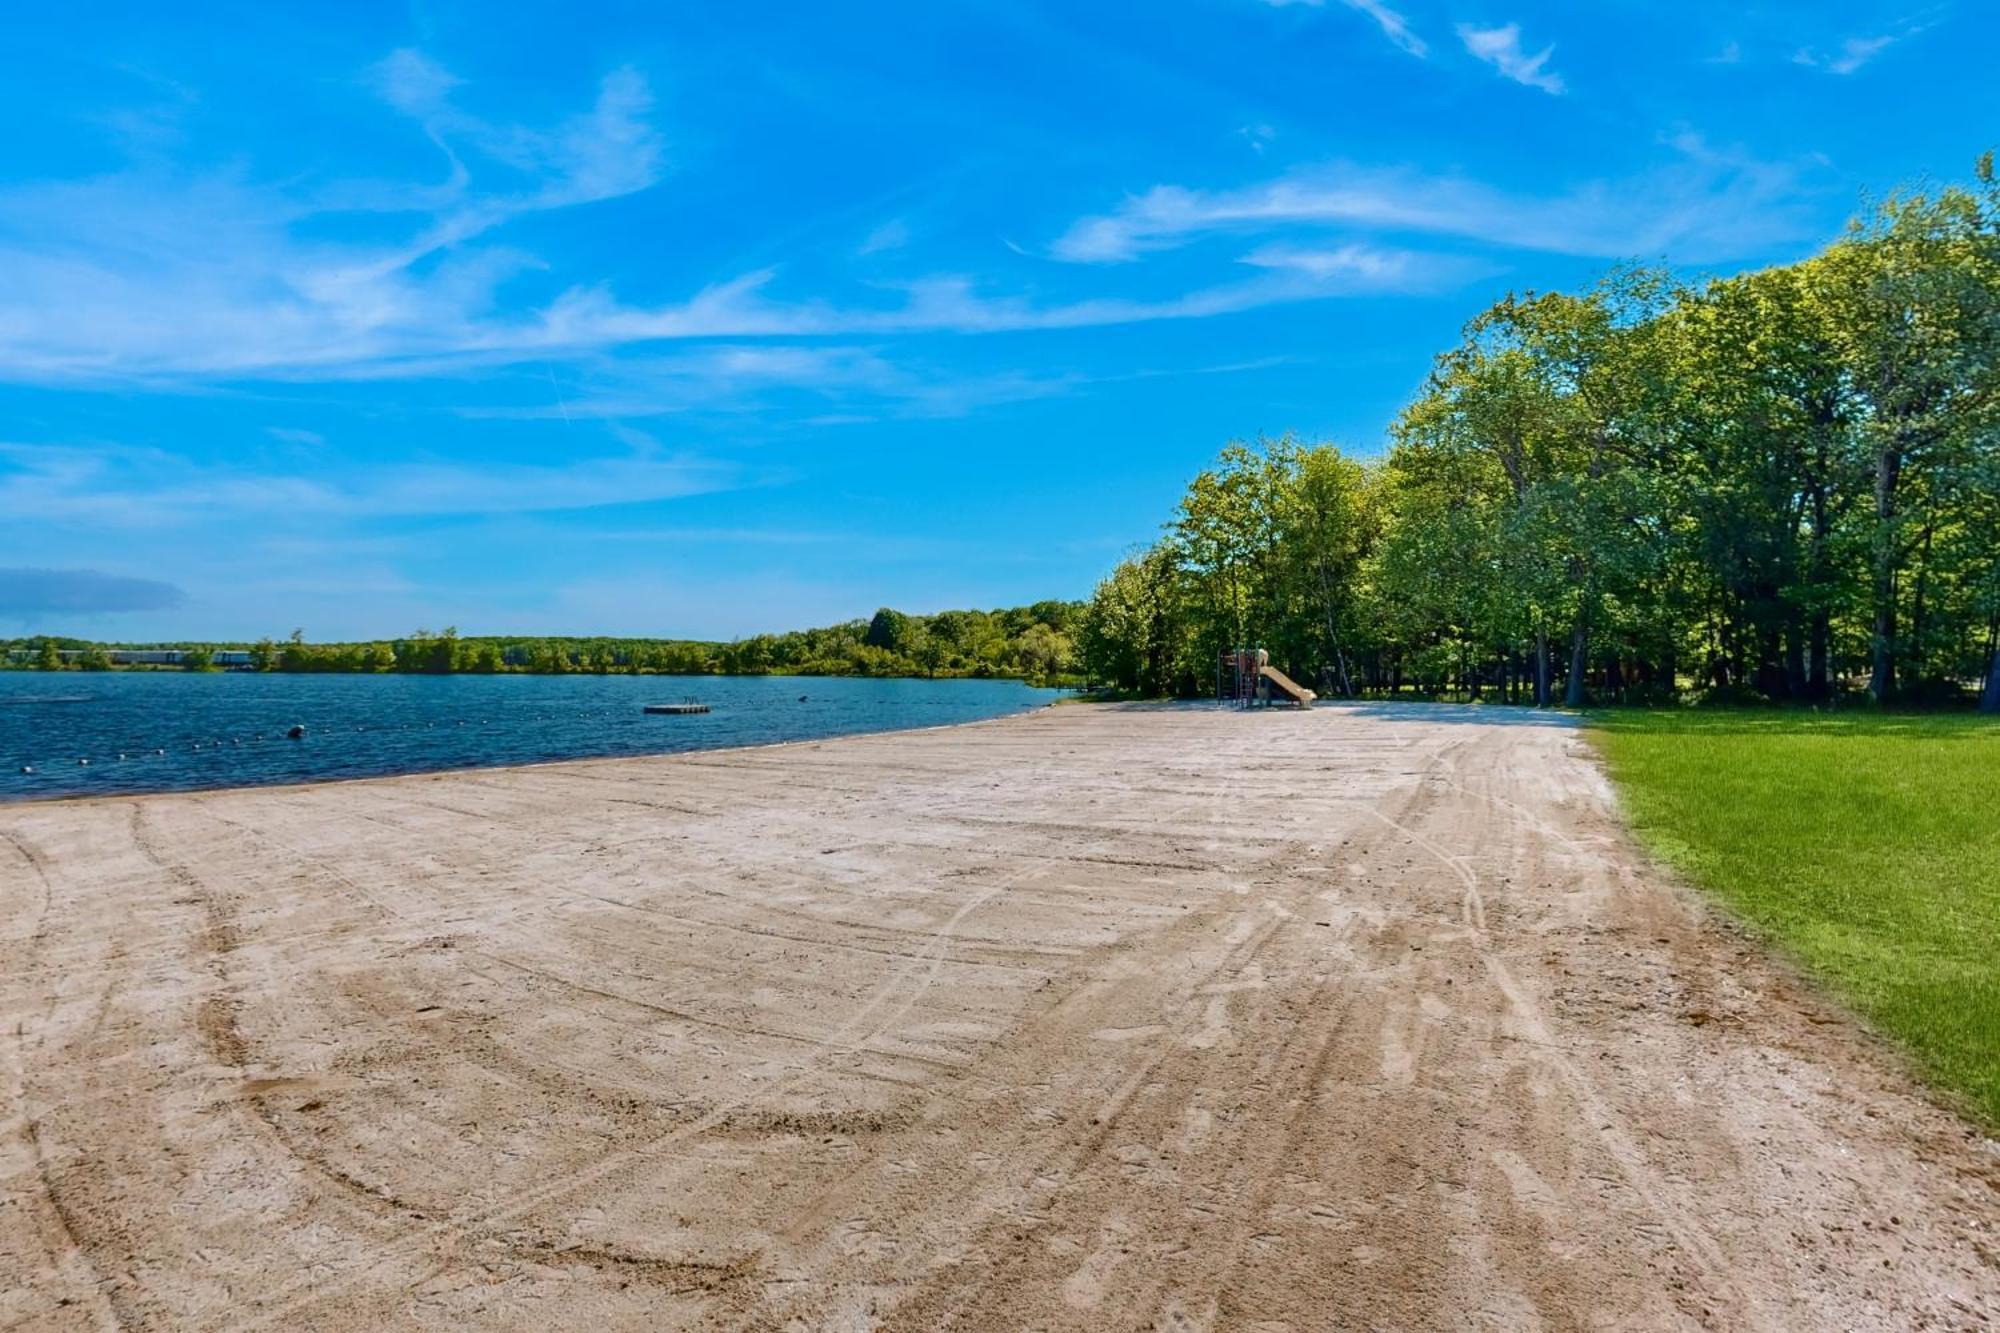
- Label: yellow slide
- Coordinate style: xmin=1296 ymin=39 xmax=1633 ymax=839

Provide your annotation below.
xmin=1258 ymin=664 xmax=1317 ymax=706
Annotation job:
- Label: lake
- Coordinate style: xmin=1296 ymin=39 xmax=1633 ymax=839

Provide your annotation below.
xmin=0 ymin=672 xmax=1059 ymax=802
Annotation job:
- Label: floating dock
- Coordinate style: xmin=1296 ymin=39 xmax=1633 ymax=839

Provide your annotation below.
xmin=643 ymin=703 xmax=711 ymax=715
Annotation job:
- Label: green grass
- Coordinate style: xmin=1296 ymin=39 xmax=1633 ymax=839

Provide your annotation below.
xmin=1588 ymin=708 xmax=2000 ymax=1127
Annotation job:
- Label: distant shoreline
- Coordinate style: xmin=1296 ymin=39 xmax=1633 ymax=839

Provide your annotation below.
xmin=2 ymin=601 xmax=1086 ymax=685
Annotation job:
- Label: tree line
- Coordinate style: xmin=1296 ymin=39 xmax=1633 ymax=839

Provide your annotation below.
xmin=3 ymin=602 xmax=1083 ymax=685
xmin=1080 ymin=160 xmax=2000 ymax=711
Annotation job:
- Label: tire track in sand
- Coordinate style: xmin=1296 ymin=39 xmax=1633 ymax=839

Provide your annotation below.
xmin=219 ymin=836 xmax=1054 ymax=1332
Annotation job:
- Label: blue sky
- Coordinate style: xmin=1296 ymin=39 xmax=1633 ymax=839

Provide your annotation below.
xmin=2 ymin=1 xmax=1991 ymax=640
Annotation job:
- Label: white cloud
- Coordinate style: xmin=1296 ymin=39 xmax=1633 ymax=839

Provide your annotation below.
xmin=0 ymin=52 xmax=1451 ymax=385
xmin=368 ymin=48 xmax=462 ymax=117
xmin=1239 ymin=242 xmax=1421 ymax=280
xmin=858 ymin=218 xmax=911 ymax=254
xmin=1051 ymin=145 xmax=1809 ymax=265
xmin=1260 ymin=0 xmax=1427 ymax=58
xmin=457 ymin=344 xmax=1079 ymax=422
xmin=520 ymin=247 xmax=1448 ymax=355
xmin=0 ymin=52 xmax=665 ymax=383
xmin=1456 ymin=22 xmax=1565 ymax=94
xmin=1343 ymin=0 xmax=1428 ymax=57
xmin=0 ymin=438 xmax=741 ymax=530
xmin=1792 ymin=34 xmax=1897 ymax=75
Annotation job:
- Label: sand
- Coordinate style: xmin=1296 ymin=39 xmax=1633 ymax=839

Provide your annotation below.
xmin=2 ymin=701 xmax=1996 ymax=1330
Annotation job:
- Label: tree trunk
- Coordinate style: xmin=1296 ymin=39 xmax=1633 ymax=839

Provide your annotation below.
xmin=1533 ymin=630 xmax=1551 ymax=707
xmin=1563 ymin=617 xmax=1589 ymax=708
xmin=1904 ymin=526 xmax=1935 ymax=693
xmin=1868 ymin=445 xmax=1903 ymax=702
xmin=1808 ymin=608 xmax=1830 ymax=701
xmin=1806 ymin=477 xmax=1831 ymax=700
xmin=1983 ymin=611 xmax=2000 ymax=714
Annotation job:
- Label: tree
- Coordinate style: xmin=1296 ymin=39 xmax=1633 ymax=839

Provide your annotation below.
xmin=37 ymin=638 xmax=65 ymax=671
xmin=1393 ymin=271 xmax=1676 ymax=706
xmin=1082 ymin=545 xmax=1192 ymax=695
xmin=1821 ymin=174 xmax=2000 ymax=700
xmin=912 ymin=628 xmax=948 ymax=678
xmin=1272 ymin=439 xmax=1375 ymax=696
xmin=1174 ymin=445 xmax=1270 ymax=663
xmin=864 ymin=607 xmax=915 ymax=653
xmin=1016 ymin=623 xmax=1071 ymax=683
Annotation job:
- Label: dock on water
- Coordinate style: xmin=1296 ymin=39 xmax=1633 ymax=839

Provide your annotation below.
xmin=643 ymin=702 xmax=711 ymax=715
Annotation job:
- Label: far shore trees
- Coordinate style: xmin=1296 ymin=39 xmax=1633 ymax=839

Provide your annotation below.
xmin=7 ymin=602 xmax=1083 ymax=686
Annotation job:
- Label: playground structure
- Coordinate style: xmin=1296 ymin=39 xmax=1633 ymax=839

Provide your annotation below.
xmin=1219 ymin=648 xmax=1318 ymax=708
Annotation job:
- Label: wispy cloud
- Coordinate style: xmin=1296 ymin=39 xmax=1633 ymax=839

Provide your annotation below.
xmin=1456 ymin=22 xmax=1565 ymax=94
xmin=1344 ymin=0 xmax=1428 ymax=57
xmin=0 ymin=51 xmax=666 ymax=384
xmin=0 ymin=438 xmax=743 ymax=530
xmin=1260 ymin=0 xmax=1428 ymax=58
xmin=0 ymin=50 xmax=1444 ymax=385
xmin=356 ymin=50 xmax=664 ymax=253
xmin=1792 ymin=34 xmax=1899 ymax=75
xmin=457 ymin=344 xmax=1079 ymax=422
xmin=1052 ymin=143 xmax=1809 ymax=265
xmin=526 ymin=250 xmax=1438 ymax=351
xmin=1238 ymin=242 xmax=1435 ymax=281
xmin=858 ymin=218 xmax=911 ymax=255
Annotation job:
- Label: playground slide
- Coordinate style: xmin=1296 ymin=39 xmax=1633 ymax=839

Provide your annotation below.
xmin=1258 ymin=665 xmax=1318 ymax=706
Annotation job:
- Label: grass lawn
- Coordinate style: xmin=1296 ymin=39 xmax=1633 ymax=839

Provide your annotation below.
xmin=1588 ymin=709 xmax=2000 ymax=1127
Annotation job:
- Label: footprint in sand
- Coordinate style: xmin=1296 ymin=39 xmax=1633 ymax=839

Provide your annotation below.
xmin=1183 ymin=995 xmax=1232 ymax=1050
xmin=1062 ymin=1218 xmax=1132 ymax=1309
xmin=1153 ymin=1296 xmax=1218 ymax=1332
xmin=832 ymin=1217 xmax=897 ymax=1262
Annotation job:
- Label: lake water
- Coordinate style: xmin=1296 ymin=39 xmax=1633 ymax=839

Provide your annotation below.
xmin=0 ymin=673 xmax=1059 ymax=803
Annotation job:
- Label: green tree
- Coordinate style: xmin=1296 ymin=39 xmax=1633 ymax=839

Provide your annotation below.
xmin=1015 ymin=623 xmax=1071 ymax=683
xmin=1821 ymin=173 xmax=2000 ymax=700
xmin=1082 ymin=546 xmax=1192 ymax=695
xmin=864 ymin=607 xmax=915 ymax=653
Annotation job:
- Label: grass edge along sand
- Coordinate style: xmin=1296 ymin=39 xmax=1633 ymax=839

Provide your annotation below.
xmin=1588 ymin=709 xmax=2000 ymax=1129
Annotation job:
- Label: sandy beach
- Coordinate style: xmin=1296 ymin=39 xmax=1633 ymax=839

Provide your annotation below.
xmin=3 ymin=701 xmax=1996 ymax=1330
